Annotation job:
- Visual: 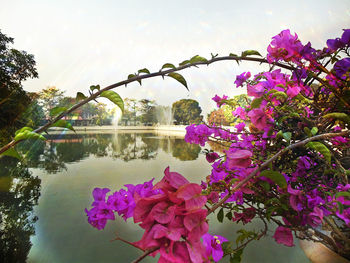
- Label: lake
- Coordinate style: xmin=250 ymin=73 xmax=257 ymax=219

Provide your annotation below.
xmin=0 ymin=131 xmax=309 ymax=262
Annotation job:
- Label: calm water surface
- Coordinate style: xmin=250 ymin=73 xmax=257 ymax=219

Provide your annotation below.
xmin=0 ymin=131 xmax=309 ymax=262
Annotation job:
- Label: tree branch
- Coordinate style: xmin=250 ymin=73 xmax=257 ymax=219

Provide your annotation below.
xmin=131 ymin=247 xmax=159 ymax=263
xmin=0 ymin=55 xmax=293 ymax=155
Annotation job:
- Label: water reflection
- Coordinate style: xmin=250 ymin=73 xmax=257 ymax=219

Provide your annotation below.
xmin=1 ymin=132 xmax=308 ymax=262
xmin=16 ymin=132 xmax=201 ymax=174
xmin=0 ymin=157 xmax=40 ymax=262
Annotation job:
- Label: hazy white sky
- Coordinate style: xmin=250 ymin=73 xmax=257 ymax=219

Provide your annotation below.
xmin=1 ymin=0 xmax=349 ymax=114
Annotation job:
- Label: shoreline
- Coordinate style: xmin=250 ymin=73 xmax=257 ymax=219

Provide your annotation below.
xmin=47 ymin=125 xmax=187 ymax=136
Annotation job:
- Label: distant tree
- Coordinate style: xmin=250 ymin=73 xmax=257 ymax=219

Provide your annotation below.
xmin=139 ymin=99 xmax=157 ymax=125
xmin=18 ymin=93 xmax=45 ymax=128
xmin=38 ymin=86 xmax=64 ymax=116
xmin=207 ymin=108 xmax=230 ymax=126
xmin=0 ymin=30 xmax=38 ymax=142
xmin=172 ymin=99 xmax=203 ymax=125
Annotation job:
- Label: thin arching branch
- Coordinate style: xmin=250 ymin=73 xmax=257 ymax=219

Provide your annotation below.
xmin=0 ymin=55 xmax=293 ymax=155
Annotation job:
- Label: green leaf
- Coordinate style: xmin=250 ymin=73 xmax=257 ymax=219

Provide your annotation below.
xmin=323 ymin=113 xmax=350 ymax=125
xmin=128 ymin=74 xmax=136 ymax=79
xmin=52 ymin=120 xmax=75 ymax=132
xmin=336 ymin=201 xmax=344 ymax=214
xmin=266 ymin=206 xmax=280 ymax=220
xmin=50 ymin=106 xmax=67 ymax=117
xmin=138 ymin=68 xmax=150 ymax=74
xmin=241 ymin=50 xmax=262 ymax=57
xmin=304 ymin=127 xmax=312 ymax=137
xmin=271 ymin=91 xmax=287 ymax=100
xmin=217 ymin=208 xmax=224 ymax=223
xmin=230 ymin=249 xmax=244 ymax=263
xmin=167 ymin=72 xmax=188 ymax=91
xmin=76 ymin=92 xmax=87 ymax=102
xmin=161 ymin=63 xmax=176 ymax=70
xmin=190 ymin=55 xmax=208 ymax=63
xmin=259 ymin=180 xmax=271 ymax=191
xmin=276 ymin=130 xmax=283 ymax=140
xmin=222 ymin=241 xmax=234 ymax=255
xmin=226 ymin=211 xmax=233 ymax=220
xmin=259 ymin=170 xmax=287 ymax=188
xmin=335 ymin=191 xmax=350 ymax=198
xmin=229 ymin=53 xmax=238 ymax=57
xmin=15 ymin=127 xmax=33 ymax=136
xmin=128 ymin=74 xmax=141 ymax=85
xmin=14 ymin=130 xmax=46 ymax=141
xmin=0 ymin=148 xmax=21 ymax=159
xmin=283 ymin=132 xmax=292 ymax=142
xmin=179 ymin=60 xmax=190 ymax=66
xmin=311 ymin=127 xmax=318 ymax=136
xmin=100 ymin=90 xmax=124 ymax=112
xmin=306 ymin=142 xmax=331 ymax=163
xmin=251 ymin=97 xmax=263 ymax=109
xmin=267 ymin=89 xmax=278 ymax=95
xmin=90 ymin=85 xmax=100 ymax=92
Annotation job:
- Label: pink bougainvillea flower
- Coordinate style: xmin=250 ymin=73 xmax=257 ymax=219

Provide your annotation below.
xmin=184 ymin=210 xmax=209 ymax=241
xmin=307 ymin=206 xmax=324 ymax=227
xmin=247 ymin=83 xmax=266 ymax=98
xmin=206 ymin=152 xmax=219 ymax=163
xmin=247 ymin=108 xmax=269 ymax=130
xmin=267 ymin=29 xmax=304 ymax=63
xmin=273 ymin=226 xmax=294 ymax=247
xmin=287 ymin=185 xmax=304 ymax=211
xmin=235 ymin=71 xmax=251 ymax=87
xmin=235 ymin=122 xmax=245 ymax=133
xmin=232 ymin=106 xmax=247 ymax=120
xmin=202 ymin=233 xmax=228 ymax=262
xmin=225 ymin=149 xmax=252 ymax=169
xmin=92 ymin=187 xmax=110 ymax=206
xmin=212 ymin=94 xmax=228 ymax=108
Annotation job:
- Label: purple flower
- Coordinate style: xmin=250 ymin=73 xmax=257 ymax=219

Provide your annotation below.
xmin=206 ymin=152 xmax=219 ymax=163
xmin=307 ymin=206 xmax=324 ymax=227
xmin=341 ymin=29 xmax=350 ymax=45
xmin=202 ymin=233 xmax=228 ymax=262
xmin=92 ymin=187 xmax=110 ymax=206
xmin=234 ymin=72 xmax=251 ymax=87
xmin=85 ymin=202 xmax=115 ymax=230
xmin=333 ymin=58 xmax=350 ymax=80
xmin=235 ymin=122 xmax=245 ymax=132
xmin=247 ymin=108 xmax=269 ymax=130
xmin=267 ymin=29 xmax=304 ymax=63
xmin=288 ymin=185 xmax=304 ymax=211
xmin=247 ymin=83 xmax=266 ymax=98
xmin=108 ymin=189 xmax=136 ymax=221
xmin=327 ymin=38 xmax=343 ymax=52
xmin=212 ymin=94 xmax=228 ymax=108
xmin=232 ymin=107 xmax=247 ymax=120
xmin=185 ymin=124 xmax=213 ymax=146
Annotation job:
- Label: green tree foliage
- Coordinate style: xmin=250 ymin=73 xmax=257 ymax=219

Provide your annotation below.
xmin=38 ymin=86 xmax=64 ymax=116
xmin=0 ymin=30 xmax=39 ymax=143
xmin=207 ymin=108 xmax=231 ymax=126
xmin=172 ymin=99 xmax=203 ymax=125
xmin=139 ymin=99 xmax=157 ymax=125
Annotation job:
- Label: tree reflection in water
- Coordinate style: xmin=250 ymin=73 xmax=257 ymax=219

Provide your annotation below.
xmin=0 ymin=157 xmax=41 ymax=262
xmin=15 ymin=133 xmax=201 ymax=174
xmin=0 ymin=132 xmax=203 ymax=261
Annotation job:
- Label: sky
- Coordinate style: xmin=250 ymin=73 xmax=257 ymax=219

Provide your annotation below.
xmin=1 ymin=0 xmax=349 ymax=115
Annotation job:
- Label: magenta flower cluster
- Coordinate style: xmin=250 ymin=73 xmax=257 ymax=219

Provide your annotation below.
xmin=86 ymin=167 xmax=228 ymax=263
